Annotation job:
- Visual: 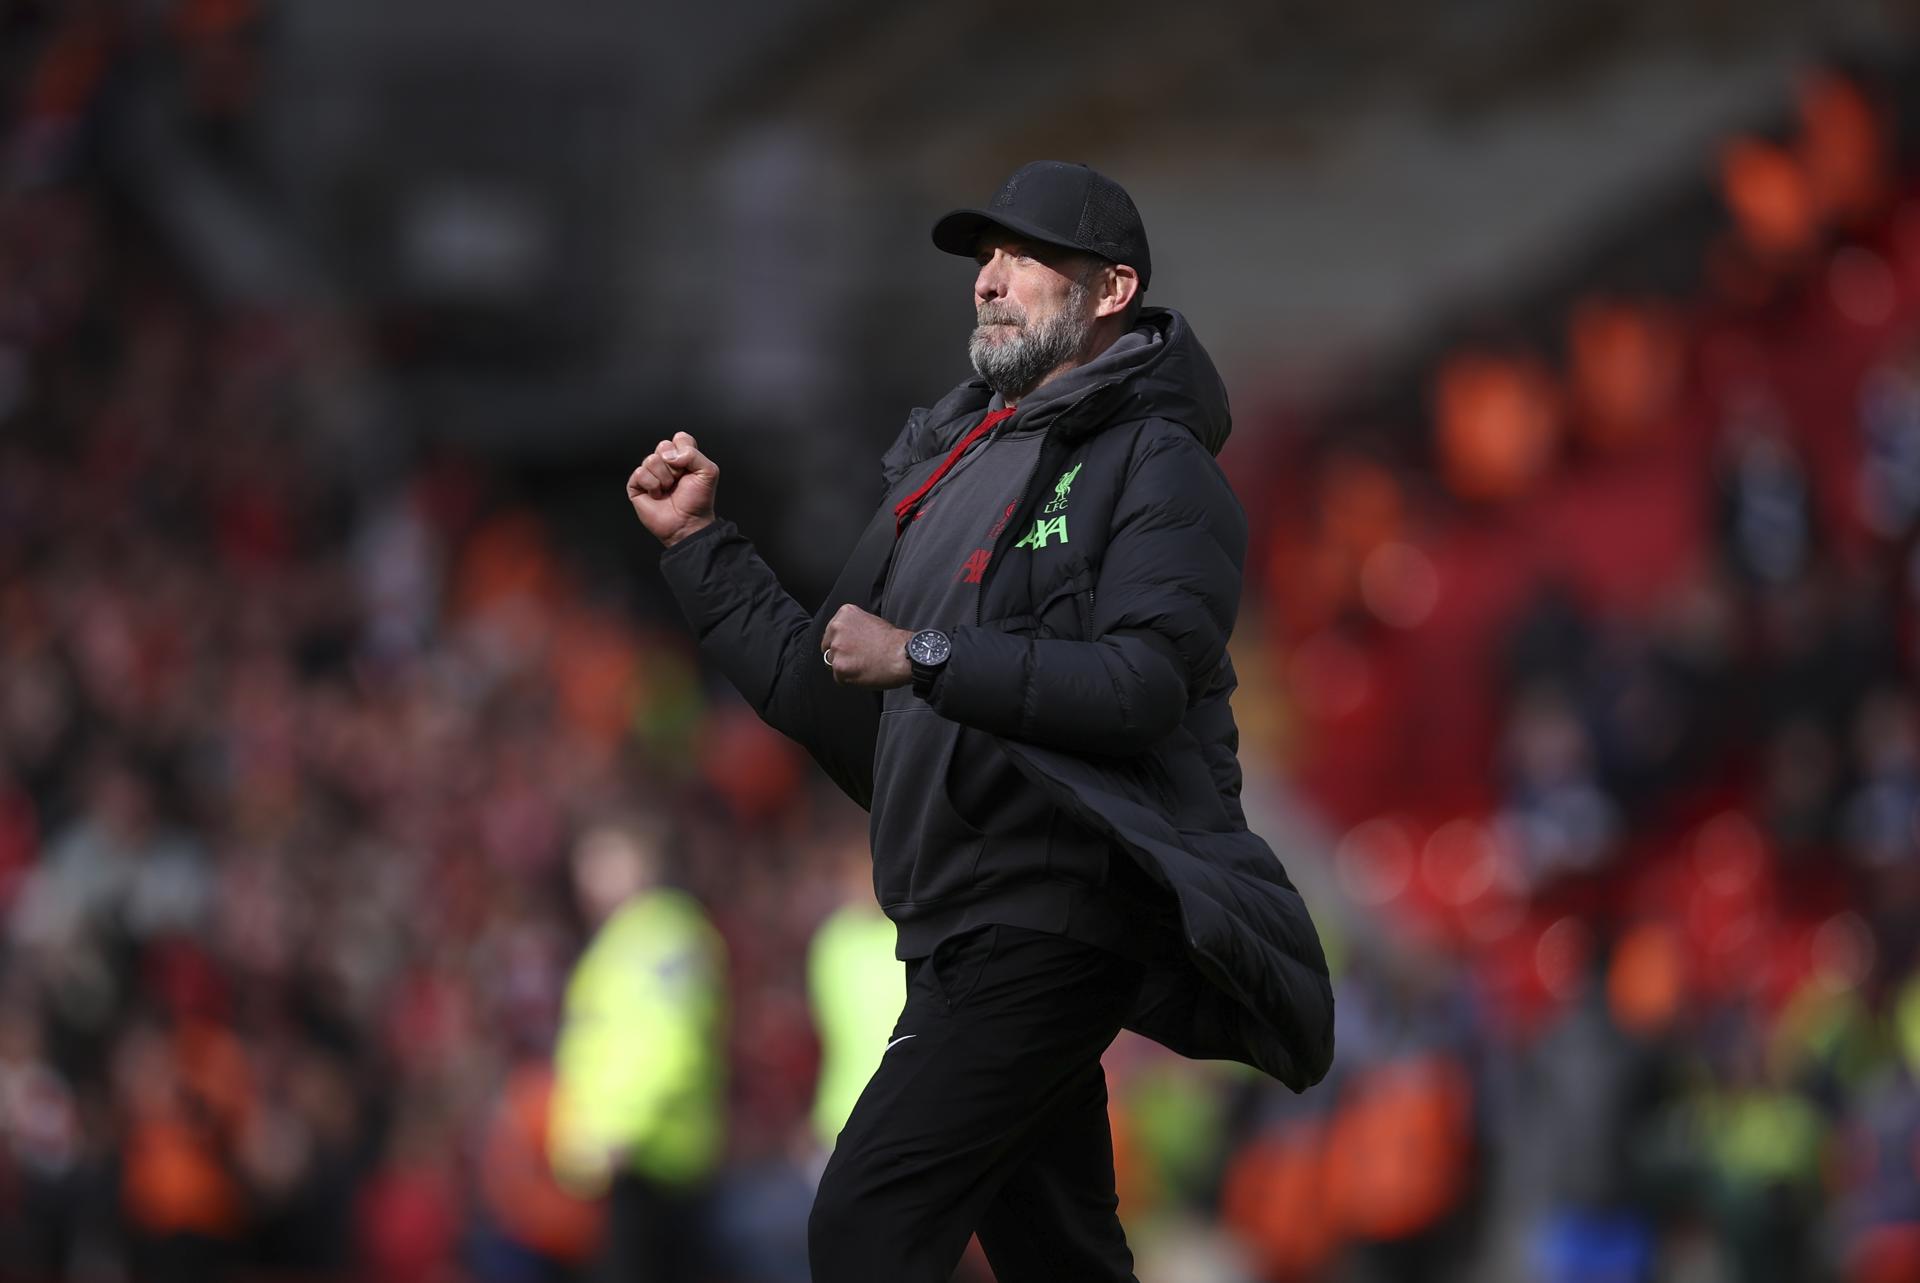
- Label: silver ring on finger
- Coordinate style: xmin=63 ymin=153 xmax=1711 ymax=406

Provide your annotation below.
xmin=823 ymin=648 xmax=834 ymax=667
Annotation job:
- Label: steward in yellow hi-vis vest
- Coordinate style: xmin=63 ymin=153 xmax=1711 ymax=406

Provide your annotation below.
xmin=807 ymin=900 xmax=903 ymax=1147
xmin=549 ymin=822 xmax=725 ymax=1283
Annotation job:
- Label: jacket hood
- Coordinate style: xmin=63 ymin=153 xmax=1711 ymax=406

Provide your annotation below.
xmin=1105 ymin=306 xmax=1232 ymax=456
xmin=882 ymin=307 xmax=1232 ymax=485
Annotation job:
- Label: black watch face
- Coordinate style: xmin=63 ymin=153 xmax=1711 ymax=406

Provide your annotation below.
xmin=908 ymin=630 xmax=950 ymax=667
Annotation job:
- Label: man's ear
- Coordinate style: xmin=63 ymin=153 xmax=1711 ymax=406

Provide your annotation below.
xmin=1094 ymin=263 xmax=1140 ymax=320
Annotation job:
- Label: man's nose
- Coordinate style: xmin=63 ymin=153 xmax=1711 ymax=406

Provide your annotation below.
xmin=975 ymin=252 xmax=1007 ymax=301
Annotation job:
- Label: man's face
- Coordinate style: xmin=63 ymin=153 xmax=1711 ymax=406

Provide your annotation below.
xmin=967 ymin=234 xmax=1100 ymax=401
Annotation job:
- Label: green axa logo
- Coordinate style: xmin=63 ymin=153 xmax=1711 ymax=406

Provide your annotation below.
xmin=1018 ymin=464 xmax=1081 ymax=550
xmin=1016 ymin=515 xmax=1068 ymax=549
xmin=1044 ymin=463 xmax=1082 ymax=514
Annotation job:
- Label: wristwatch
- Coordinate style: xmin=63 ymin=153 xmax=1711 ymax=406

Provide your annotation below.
xmin=906 ymin=628 xmax=951 ymax=694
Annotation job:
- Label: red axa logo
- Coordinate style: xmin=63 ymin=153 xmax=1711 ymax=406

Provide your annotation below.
xmin=957 ymin=549 xmax=992 ymax=583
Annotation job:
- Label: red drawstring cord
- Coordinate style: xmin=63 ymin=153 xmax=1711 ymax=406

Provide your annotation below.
xmin=892 ymin=406 xmax=1017 ymax=535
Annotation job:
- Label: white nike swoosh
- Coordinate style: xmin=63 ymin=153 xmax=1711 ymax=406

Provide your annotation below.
xmin=884 ymin=1034 xmax=917 ymax=1054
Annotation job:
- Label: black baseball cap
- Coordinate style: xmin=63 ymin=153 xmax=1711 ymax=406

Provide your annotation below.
xmin=931 ymin=160 xmax=1152 ymax=291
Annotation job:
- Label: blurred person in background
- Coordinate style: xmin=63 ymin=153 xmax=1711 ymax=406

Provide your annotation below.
xmin=474 ymin=1059 xmax=605 ymax=1283
xmin=548 ymin=819 xmax=725 ymax=1283
xmin=804 ymin=835 xmax=901 ymax=1152
xmin=627 ymin=159 xmax=1333 ymax=1282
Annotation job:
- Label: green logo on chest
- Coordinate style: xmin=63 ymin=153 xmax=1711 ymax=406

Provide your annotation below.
xmin=1044 ymin=463 xmax=1082 ymax=514
xmin=1015 ymin=515 xmax=1069 ymax=549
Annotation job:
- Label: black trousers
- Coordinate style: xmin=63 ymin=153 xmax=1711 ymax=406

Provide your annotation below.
xmin=808 ymin=924 xmax=1144 ymax=1283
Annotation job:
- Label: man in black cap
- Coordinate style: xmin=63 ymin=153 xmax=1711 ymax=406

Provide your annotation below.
xmin=627 ymin=160 xmax=1333 ymax=1282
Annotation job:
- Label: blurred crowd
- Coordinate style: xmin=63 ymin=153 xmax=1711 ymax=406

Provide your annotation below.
xmin=1244 ymin=68 xmax=1920 ymax=1283
xmin=0 ymin=168 xmax=860 ymax=1283
xmin=8 ymin=5 xmax=1920 ymax=1283
xmin=0 ymin=12 xmax=851 ymax=1282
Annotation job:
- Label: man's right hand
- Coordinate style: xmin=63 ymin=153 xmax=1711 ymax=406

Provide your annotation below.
xmin=627 ymin=431 xmax=719 ymax=548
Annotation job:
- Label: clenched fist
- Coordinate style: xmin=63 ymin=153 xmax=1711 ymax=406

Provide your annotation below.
xmin=628 ymin=431 xmax=718 ymax=548
xmin=821 ymin=604 xmax=913 ymax=690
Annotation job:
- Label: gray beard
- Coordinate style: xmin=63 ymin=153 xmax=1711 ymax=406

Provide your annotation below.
xmin=968 ymin=280 xmax=1093 ymax=401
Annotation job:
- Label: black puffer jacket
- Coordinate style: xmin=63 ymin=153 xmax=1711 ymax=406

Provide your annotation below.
xmin=659 ymin=308 xmax=1334 ymax=1090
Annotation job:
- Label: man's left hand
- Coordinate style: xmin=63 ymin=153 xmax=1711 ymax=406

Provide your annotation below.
xmin=822 ymin=605 xmax=913 ymax=689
